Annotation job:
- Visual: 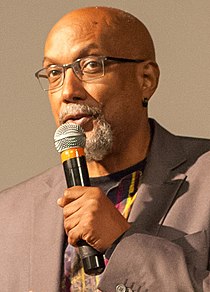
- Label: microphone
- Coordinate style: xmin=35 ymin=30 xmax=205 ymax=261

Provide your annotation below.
xmin=54 ymin=123 xmax=105 ymax=275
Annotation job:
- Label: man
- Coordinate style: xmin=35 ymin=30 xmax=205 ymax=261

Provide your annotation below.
xmin=0 ymin=6 xmax=209 ymax=292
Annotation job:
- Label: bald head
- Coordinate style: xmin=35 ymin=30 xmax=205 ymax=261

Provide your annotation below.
xmin=45 ymin=6 xmax=156 ymax=61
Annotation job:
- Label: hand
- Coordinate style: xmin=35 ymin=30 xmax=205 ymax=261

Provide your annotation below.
xmin=57 ymin=186 xmax=130 ymax=252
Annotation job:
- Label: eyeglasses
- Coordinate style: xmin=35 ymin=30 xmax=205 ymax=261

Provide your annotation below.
xmin=35 ymin=55 xmax=145 ymax=92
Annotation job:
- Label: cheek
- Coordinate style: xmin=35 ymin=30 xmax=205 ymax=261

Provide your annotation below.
xmin=93 ymin=80 xmax=141 ymax=125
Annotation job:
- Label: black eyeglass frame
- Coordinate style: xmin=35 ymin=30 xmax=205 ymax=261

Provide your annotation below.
xmin=35 ymin=56 xmax=145 ymax=92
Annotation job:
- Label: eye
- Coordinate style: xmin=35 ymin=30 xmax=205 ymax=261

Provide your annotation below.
xmin=46 ymin=66 xmax=63 ymax=79
xmin=81 ymin=58 xmax=102 ymax=74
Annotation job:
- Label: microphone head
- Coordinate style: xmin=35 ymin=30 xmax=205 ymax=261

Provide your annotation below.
xmin=54 ymin=123 xmax=86 ymax=153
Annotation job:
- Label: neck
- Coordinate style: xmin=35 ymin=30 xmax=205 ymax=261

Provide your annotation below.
xmin=87 ymin=119 xmax=151 ymax=177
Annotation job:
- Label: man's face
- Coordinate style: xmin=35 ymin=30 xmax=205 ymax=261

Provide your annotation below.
xmin=44 ymin=15 xmax=146 ymax=159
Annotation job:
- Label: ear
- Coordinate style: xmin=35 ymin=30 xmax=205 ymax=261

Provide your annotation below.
xmin=137 ymin=61 xmax=160 ymax=100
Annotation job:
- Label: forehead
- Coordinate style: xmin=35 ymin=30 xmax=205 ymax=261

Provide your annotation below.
xmin=44 ymin=16 xmax=120 ymax=63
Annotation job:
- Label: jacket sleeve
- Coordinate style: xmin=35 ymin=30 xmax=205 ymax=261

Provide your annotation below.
xmin=98 ymin=230 xmax=210 ymax=292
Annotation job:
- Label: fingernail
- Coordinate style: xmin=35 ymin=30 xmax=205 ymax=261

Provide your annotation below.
xmin=57 ymin=198 xmax=62 ymax=205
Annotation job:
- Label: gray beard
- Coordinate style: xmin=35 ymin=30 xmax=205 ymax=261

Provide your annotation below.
xmin=59 ymin=104 xmax=113 ymax=161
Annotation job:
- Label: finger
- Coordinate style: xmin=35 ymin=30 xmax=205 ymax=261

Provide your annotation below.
xmin=63 ymin=198 xmax=82 ymax=219
xmin=65 ymin=211 xmax=95 ymax=247
xmin=57 ymin=186 xmax=86 ymax=207
xmin=68 ymin=226 xmax=82 ymax=246
xmin=64 ymin=186 xmax=89 ymax=200
xmin=61 ymin=186 xmax=91 ymax=207
xmin=64 ymin=214 xmax=80 ymax=235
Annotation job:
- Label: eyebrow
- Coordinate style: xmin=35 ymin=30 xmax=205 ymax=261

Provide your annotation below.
xmin=42 ymin=57 xmax=53 ymax=66
xmin=42 ymin=43 xmax=100 ymax=67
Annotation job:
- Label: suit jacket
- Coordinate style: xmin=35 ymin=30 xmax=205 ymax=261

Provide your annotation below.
xmin=0 ymin=120 xmax=209 ymax=292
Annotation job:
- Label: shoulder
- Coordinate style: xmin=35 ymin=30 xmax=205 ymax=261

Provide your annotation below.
xmin=177 ymin=135 xmax=210 ymax=154
xmin=151 ymin=119 xmax=210 ymax=161
xmin=175 ymin=131 xmax=210 ymax=171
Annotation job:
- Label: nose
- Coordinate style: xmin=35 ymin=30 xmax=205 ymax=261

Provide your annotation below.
xmin=61 ymin=68 xmax=86 ymax=103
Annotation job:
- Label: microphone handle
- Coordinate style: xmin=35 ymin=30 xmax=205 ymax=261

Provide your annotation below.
xmin=62 ymin=152 xmax=105 ymax=275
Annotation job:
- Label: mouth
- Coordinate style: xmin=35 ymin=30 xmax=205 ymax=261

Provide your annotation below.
xmin=62 ymin=114 xmax=94 ymax=127
xmin=59 ymin=104 xmax=101 ymax=129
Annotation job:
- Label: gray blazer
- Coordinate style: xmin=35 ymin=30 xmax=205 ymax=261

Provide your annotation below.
xmin=0 ymin=120 xmax=209 ymax=292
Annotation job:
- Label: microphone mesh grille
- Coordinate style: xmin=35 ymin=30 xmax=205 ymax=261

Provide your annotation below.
xmin=54 ymin=123 xmax=86 ymax=153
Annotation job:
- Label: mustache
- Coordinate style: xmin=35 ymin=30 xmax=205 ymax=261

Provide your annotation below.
xmin=59 ymin=103 xmax=102 ymax=125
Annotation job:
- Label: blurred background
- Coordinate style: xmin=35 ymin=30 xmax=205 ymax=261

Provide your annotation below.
xmin=1 ymin=0 xmax=210 ymax=191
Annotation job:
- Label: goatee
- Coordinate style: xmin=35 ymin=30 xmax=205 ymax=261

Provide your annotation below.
xmin=59 ymin=103 xmax=113 ymax=161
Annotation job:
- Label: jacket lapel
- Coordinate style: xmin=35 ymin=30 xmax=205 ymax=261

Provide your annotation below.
xmin=129 ymin=120 xmax=188 ymax=233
